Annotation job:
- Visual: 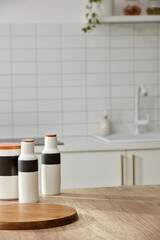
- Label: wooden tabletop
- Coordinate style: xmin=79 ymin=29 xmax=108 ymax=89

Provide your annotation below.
xmin=1 ymin=185 xmax=160 ymax=240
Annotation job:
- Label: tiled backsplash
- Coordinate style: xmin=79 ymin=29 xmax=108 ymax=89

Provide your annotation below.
xmin=0 ymin=22 xmax=159 ymax=138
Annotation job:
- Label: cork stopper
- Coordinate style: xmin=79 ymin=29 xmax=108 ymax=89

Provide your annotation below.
xmin=22 ymin=139 xmax=34 ymax=143
xmin=0 ymin=143 xmax=21 ymax=150
xmin=45 ymin=134 xmax=56 ymax=137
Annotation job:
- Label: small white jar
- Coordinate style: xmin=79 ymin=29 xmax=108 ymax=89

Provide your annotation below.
xmin=18 ymin=139 xmax=39 ymax=203
xmin=41 ymin=134 xmax=61 ymax=195
xmin=0 ymin=143 xmax=21 ymax=200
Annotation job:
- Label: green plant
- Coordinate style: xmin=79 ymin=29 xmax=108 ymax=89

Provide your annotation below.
xmin=82 ymin=0 xmax=102 ymax=33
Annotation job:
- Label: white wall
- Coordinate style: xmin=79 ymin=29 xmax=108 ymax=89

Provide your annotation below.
xmin=0 ymin=22 xmax=159 ymax=138
xmin=0 ymin=0 xmax=87 ymax=23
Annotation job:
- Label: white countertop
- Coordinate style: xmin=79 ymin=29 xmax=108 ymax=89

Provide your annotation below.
xmin=35 ymin=135 xmax=160 ymax=153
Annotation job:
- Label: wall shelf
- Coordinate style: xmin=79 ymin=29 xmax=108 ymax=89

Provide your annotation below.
xmin=99 ymin=15 xmax=160 ymax=23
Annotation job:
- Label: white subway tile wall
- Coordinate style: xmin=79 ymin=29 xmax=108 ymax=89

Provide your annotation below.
xmin=0 ymin=23 xmax=159 ymax=138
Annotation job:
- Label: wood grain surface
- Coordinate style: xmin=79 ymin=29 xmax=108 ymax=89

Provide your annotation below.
xmin=0 ymin=185 xmax=160 ymax=239
xmin=0 ymin=203 xmax=78 ymax=230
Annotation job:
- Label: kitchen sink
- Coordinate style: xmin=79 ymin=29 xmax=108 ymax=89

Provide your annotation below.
xmin=94 ymin=133 xmax=160 ymax=143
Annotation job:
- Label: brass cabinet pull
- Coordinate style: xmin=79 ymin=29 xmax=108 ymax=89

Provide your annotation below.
xmin=121 ymin=155 xmax=124 ymax=186
xmin=132 ymin=155 xmax=135 ymax=185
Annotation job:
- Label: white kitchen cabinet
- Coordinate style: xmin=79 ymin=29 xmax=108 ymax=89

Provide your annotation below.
xmin=126 ymin=150 xmax=160 ymax=186
xmin=36 ymin=146 xmax=160 ymax=190
xmin=61 ymin=151 xmax=125 ymax=189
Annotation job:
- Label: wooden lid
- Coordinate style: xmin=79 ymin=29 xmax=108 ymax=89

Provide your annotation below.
xmin=45 ymin=134 xmax=56 ymax=137
xmin=0 ymin=143 xmax=21 ymax=150
xmin=22 ymin=139 xmax=34 ymax=143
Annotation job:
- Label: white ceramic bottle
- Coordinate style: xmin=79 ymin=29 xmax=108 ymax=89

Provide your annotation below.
xmin=18 ymin=139 xmax=39 ymax=203
xmin=41 ymin=134 xmax=61 ymax=195
xmin=99 ymin=110 xmax=111 ymax=136
xmin=0 ymin=143 xmax=21 ymax=200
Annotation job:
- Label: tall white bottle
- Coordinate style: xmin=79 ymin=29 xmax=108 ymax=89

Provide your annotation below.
xmin=41 ymin=134 xmax=61 ymax=195
xmin=18 ymin=139 xmax=39 ymax=203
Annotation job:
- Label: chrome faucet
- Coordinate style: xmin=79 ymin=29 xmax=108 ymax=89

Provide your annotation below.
xmin=135 ymin=84 xmax=149 ymax=135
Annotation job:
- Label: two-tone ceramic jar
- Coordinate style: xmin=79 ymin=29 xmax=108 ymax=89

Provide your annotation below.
xmin=0 ymin=143 xmax=21 ymax=200
xmin=18 ymin=139 xmax=39 ymax=203
xmin=41 ymin=134 xmax=61 ymax=195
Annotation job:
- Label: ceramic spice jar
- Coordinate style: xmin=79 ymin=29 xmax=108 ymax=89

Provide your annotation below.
xmin=41 ymin=134 xmax=61 ymax=195
xmin=0 ymin=142 xmax=21 ymax=200
xmin=18 ymin=139 xmax=39 ymax=203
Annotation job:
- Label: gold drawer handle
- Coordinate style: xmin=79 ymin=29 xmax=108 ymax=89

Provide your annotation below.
xmin=121 ymin=155 xmax=124 ymax=186
xmin=132 ymin=155 xmax=135 ymax=185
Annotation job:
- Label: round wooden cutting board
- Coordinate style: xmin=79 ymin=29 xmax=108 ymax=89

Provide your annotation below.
xmin=0 ymin=203 xmax=78 ymax=230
